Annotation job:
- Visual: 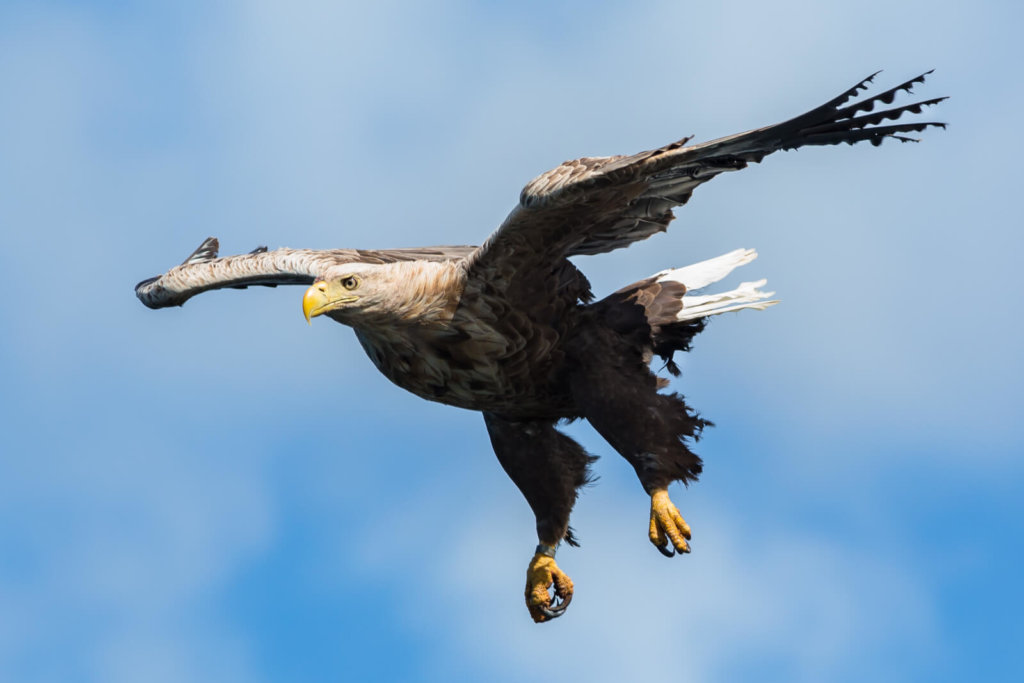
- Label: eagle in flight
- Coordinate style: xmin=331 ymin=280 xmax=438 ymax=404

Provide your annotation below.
xmin=137 ymin=71 xmax=944 ymax=622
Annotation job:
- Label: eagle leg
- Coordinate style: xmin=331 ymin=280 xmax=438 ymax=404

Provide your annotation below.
xmin=482 ymin=413 xmax=595 ymax=622
xmin=570 ymin=362 xmax=704 ymax=558
xmin=525 ymin=546 xmax=574 ymax=622
xmin=649 ymin=487 xmax=691 ymax=556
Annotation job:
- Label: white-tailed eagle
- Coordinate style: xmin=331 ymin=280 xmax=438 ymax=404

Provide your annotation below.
xmin=136 ymin=71 xmax=945 ymax=622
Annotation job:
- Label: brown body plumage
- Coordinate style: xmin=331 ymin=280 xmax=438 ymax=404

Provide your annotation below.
xmin=136 ymin=71 xmax=945 ymax=622
xmin=338 ymin=259 xmax=586 ymax=416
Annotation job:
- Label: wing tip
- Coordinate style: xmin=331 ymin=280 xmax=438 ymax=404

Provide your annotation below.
xmin=138 ymin=237 xmax=219 ymax=308
xmin=134 ymin=275 xmax=175 ymax=309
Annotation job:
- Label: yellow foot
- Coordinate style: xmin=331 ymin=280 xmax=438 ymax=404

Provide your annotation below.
xmin=524 ymin=548 xmax=574 ymax=623
xmin=649 ymin=488 xmax=692 ymax=557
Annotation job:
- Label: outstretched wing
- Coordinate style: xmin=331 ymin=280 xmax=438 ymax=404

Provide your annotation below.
xmin=467 ymin=71 xmax=945 ymax=294
xmin=135 ymin=237 xmax=474 ymax=309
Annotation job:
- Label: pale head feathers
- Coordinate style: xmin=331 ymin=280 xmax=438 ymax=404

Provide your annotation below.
xmin=319 ymin=260 xmax=466 ymax=325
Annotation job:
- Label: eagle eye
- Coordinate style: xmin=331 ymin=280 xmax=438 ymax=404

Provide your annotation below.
xmin=341 ymin=276 xmax=359 ymax=291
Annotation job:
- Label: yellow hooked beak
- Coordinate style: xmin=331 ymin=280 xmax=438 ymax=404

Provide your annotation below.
xmin=302 ymin=281 xmax=357 ymax=324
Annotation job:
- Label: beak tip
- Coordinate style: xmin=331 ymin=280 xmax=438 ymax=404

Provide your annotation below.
xmin=302 ymin=284 xmax=319 ymax=324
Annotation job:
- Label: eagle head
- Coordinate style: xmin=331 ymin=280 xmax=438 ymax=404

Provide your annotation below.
xmin=302 ymin=264 xmax=389 ymax=324
xmin=302 ymin=261 xmax=461 ymax=325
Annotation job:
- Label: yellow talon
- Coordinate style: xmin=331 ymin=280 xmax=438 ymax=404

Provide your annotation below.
xmin=649 ymin=488 xmax=692 ymax=556
xmin=524 ymin=551 xmax=574 ymax=623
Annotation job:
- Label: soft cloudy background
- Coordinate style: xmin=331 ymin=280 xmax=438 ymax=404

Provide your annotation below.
xmin=2 ymin=1 xmax=1021 ymax=681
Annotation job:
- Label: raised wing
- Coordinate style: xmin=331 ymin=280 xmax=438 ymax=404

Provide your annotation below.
xmin=468 ymin=71 xmax=945 ymax=287
xmin=135 ymin=237 xmax=474 ymax=309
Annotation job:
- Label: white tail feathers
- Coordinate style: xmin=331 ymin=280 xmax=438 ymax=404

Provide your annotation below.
xmin=656 ymin=248 xmax=756 ymax=289
xmin=655 ymin=248 xmax=779 ymax=321
xmin=677 ymin=278 xmax=778 ymax=321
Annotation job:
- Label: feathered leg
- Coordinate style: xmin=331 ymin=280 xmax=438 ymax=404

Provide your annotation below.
xmin=482 ymin=412 xmax=596 ymax=622
xmin=572 ymin=364 xmax=706 ymax=556
xmin=576 ymin=249 xmax=776 ymax=555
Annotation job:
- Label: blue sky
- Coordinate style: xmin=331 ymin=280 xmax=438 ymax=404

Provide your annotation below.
xmin=1 ymin=1 xmax=1022 ymax=681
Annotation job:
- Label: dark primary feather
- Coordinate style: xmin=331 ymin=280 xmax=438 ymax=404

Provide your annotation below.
xmin=182 ymin=236 xmax=220 ymax=264
xmin=465 ymin=70 xmax=944 ymax=308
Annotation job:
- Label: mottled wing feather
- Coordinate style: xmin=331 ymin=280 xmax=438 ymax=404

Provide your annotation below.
xmin=468 ymin=71 xmax=945 ymax=294
xmin=135 ymin=237 xmax=475 ymax=309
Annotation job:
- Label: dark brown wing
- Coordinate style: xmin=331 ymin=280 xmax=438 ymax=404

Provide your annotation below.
xmin=466 ymin=71 xmax=945 ymax=297
xmin=135 ymin=237 xmax=475 ymax=309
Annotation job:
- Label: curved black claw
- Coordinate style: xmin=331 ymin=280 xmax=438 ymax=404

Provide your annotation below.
xmin=656 ymin=543 xmax=676 ymax=558
xmin=539 ymin=591 xmax=573 ymax=619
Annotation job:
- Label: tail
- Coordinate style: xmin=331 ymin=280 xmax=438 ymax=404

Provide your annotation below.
xmin=600 ymin=248 xmax=778 ymax=374
xmin=654 ymin=248 xmax=779 ymax=321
